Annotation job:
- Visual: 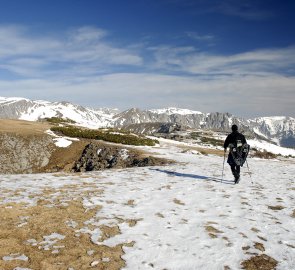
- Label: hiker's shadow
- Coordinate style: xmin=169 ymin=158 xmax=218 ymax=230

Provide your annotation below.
xmin=150 ymin=168 xmax=234 ymax=185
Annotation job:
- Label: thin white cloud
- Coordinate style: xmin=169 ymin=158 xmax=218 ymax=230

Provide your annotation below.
xmin=0 ymin=24 xmax=294 ymax=117
xmin=186 ymin=31 xmax=215 ymax=42
xmin=0 ymin=73 xmax=294 ymax=117
xmin=0 ymin=25 xmax=142 ymax=78
xmin=151 ymin=45 xmax=295 ymax=76
xmin=1 ymin=24 xmax=293 ymax=79
xmin=68 ymin=26 xmax=107 ymax=42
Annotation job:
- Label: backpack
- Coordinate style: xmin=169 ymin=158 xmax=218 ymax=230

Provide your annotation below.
xmin=229 ymin=136 xmax=250 ymax=166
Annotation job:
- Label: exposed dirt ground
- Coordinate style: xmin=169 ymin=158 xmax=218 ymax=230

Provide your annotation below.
xmin=0 ymin=183 xmax=134 ymax=270
xmin=41 ymin=140 xmax=90 ymax=173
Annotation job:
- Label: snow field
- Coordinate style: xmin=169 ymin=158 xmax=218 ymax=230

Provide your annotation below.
xmin=0 ymin=141 xmax=294 ymax=269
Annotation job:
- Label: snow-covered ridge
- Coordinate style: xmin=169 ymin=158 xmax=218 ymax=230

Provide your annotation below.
xmin=0 ymin=96 xmax=118 ymax=129
xmin=0 ymin=96 xmax=295 ymax=147
xmin=149 ymin=107 xmax=203 ymax=115
xmin=0 ymin=96 xmax=31 ymax=104
xmin=252 ymin=116 xmax=295 ymax=136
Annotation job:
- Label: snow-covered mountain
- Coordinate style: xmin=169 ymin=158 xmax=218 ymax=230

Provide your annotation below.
xmin=0 ymin=96 xmax=294 ymax=148
xmin=149 ymin=107 xmax=203 ymax=115
xmin=0 ymin=97 xmax=118 ymax=128
xmin=114 ymin=109 xmax=295 ymax=148
xmin=251 ymin=116 xmax=295 ymax=147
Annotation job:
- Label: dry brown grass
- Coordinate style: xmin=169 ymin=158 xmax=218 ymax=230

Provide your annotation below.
xmin=241 ymin=254 xmax=278 ymax=270
xmin=173 ymin=199 xmax=185 ymax=205
xmin=41 ymin=140 xmax=89 ymax=173
xmin=251 ymin=150 xmax=278 ymax=159
xmin=257 ymin=236 xmax=267 ymax=242
xmin=0 ymin=185 xmax=134 ymax=270
xmin=254 ymin=242 xmax=265 ymax=252
xmin=267 ymin=205 xmax=285 ymax=211
xmin=156 ymin=213 xmax=165 ymax=218
xmin=204 ymin=224 xmax=223 ymax=239
xmin=251 ymin=228 xmax=260 ymax=233
xmin=125 ymin=200 xmax=135 ymax=206
xmin=0 ymin=119 xmax=51 ymax=135
xmin=177 ymin=145 xmax=224 ymax=156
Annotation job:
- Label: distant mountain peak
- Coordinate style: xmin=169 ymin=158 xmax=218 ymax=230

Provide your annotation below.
xmin=148 ymin=107 xmax=203 ymax=115
xmin=0 ymin=96 xmax=116 ymax=128
xmin=0 ymin=96 xmax=294 ymax=147
xmin=0 ymin=96 xmax=31 ymax=103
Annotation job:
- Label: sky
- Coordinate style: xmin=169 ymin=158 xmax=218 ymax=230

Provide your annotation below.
xmin=0 ymin=0 xmax=294 ymax=118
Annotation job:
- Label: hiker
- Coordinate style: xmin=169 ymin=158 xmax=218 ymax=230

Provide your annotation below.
xmin=224 ymin=124 xmax=247 ymax=183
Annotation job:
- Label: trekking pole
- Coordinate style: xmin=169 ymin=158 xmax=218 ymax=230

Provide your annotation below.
xmin=221 ymin=150 xmax=226 ymax=183
xmin=245 ymin=159 xmax=253 ymax=184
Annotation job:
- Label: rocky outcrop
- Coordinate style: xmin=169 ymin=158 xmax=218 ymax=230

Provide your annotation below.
xmin=0 ymin=135 xmax=169 ymax=174
xmin=113 ymin=108 xmax=205 ymax=128
xmin=122 ymin=122 xmax=186 ymax=135
xmin=73 ymin=143 xmax=169 ymax=172
xmin=0 ymin=133 xmax=55 ymax=174
xmin=0 ymin=119 xmax=170 ymax=174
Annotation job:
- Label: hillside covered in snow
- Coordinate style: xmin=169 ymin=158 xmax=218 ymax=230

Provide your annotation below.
xmin=0 ymin=96 xmax=295 ymax=148
xmin=0 ymin=136 xmax=294 ymax=270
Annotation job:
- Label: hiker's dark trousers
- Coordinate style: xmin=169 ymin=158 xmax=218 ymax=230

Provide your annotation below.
xmin=230 ymin=164 xmax=240 ymax=177
xmin=227 ymin=153 xmax=240 ymax=177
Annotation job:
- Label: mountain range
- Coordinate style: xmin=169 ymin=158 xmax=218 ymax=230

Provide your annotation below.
xmin=0 ymin=97 xmax=294 ymax=148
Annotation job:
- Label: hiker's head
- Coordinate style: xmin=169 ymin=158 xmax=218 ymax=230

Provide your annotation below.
xmin=231 ymin=124 xmax=238 ymax=132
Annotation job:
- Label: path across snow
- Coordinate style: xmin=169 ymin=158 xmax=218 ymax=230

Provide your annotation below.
xmin=0 ymin=141 xmax=294 ymax=270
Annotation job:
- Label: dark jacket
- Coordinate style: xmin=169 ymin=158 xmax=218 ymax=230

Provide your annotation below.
xmin=224 ymin=131 xmax=247 ymax=166
xmin=224 ymin=131 xmax=247 ymax=149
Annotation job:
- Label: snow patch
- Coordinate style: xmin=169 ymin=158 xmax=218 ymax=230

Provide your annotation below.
xmin=119 ymin=149 xmax=129 ymax=160
xmin=53 ymin=137 xmax=73 ymax=148
xmin=2 ymin=254 xmax=29 ymax=261
xmin=65 ymin=220 xmax=78 ymax=228
xmin=46 ymin=129 xmax=79 ymax=148
xmin=39 ymin=233 xmax=65 ymax=251
xmin=91 ymin=261 xmax=100 ymax=266
xmin=249 ymin=139 xmax=295 ymax=156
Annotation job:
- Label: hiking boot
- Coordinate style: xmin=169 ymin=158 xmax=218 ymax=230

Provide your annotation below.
xmin=234 ymin=175 xmax=240 ymax=184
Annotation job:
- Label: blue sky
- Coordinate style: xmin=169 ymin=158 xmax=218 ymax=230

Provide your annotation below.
xmin=0 ymin=0 xmax=294 ymax=117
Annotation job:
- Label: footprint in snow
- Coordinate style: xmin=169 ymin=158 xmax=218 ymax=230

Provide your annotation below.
xmin=173 ymin=198 xmax=185 ymax=205
xmin=204 ymin=223 xmax=223 ymax=239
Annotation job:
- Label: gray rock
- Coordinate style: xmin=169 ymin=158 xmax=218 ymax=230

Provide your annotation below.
xmin=73 ymin=143 xmax=168 ymax=172
xmin=0 ymin=133 xmax=55 ymax=174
